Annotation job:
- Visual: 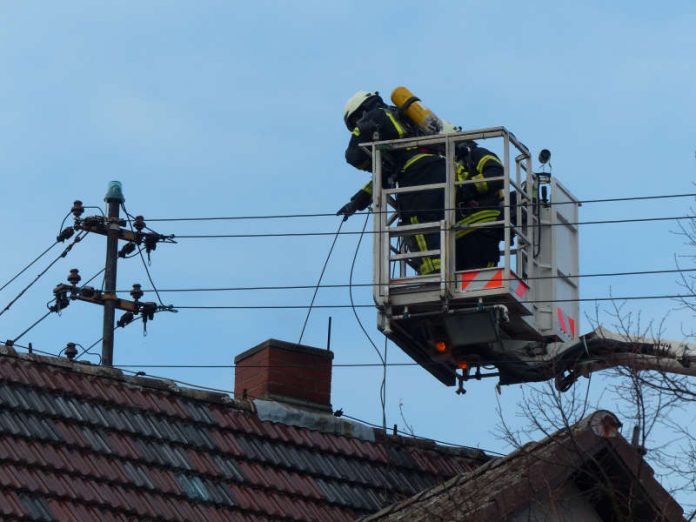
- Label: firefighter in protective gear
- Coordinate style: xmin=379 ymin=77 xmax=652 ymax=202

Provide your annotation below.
xmin=338 ymin=90 xmax=504 ymax=272
xmin=453 ymin=141 xmax=505 ymax=269
xmin=338 ymin=91 xmax=441 ymax=220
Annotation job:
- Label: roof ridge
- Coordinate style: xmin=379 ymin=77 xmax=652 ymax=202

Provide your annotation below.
xmin=0 ymin=344 xmax=239 ymax=406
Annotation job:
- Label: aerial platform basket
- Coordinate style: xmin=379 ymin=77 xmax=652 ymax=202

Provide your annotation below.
xmin=366 ymin=127 xmax=580 ymax=386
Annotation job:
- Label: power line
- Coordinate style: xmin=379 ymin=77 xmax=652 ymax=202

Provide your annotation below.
xmin=0 ymin=341 xmax=425 ymax=369
xmin=75 ymin=313 xmax=141 ymax=362
xmin=0 ymin=240 xmax=59 ymax=295
xmin=143 ymin=192 xmax=696 ymax=222
xmin=120 ymin=368 xmax=237 ymax=395
xmin=339 ymin=412 xmax=506 ymax=456
xmin=171 ymin=214 xmax=695 ymax=240
xmin=5 ymin=341 xmax=60 ymax=358
xmin=0 ymin=231 xmax=88 ymax=319
xmin=168 ymin=293 xmax=696 ymax=310
xmin=7 ymin=267 xmax=105 ymax=348
xmin=83 ymin=268 xmax=105 ymax=288
xmin=109 ymin=362 xmax=489 ymax=369
xmin=9 ymin=310 xmax=54 ymax=344
xmin=3 ymin=337 xmax=237 ymax=394
xmin=111 ymin=267 xmax=696 ymax=295
xmin=11 ymin=353 xmax=690 ymax=372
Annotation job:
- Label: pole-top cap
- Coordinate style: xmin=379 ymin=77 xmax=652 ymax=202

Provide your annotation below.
xmin=104 ymin=181 xmax=125 ymax=203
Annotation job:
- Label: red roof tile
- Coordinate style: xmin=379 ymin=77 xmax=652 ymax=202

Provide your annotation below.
xmin=0 ymin=346 xmax=487 ymax=520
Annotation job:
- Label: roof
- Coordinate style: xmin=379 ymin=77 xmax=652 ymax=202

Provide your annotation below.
xmin=0 ymin=344 xmax=488 ymax=521
xmin=364 ymin=410 xmax=684 ymax=522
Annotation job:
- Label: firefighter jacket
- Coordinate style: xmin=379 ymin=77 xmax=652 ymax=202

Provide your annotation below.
xmin=344 ymin=105 xmax=440 ymax=210
xmin=453 ymin=142 xmax=505 ymax=240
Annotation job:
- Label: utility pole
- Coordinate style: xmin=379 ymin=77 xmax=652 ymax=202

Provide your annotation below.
xmin=50 ymin=183 xmax=174 ymax=365
xmin=102 ymin=181 xmax=125 ymax=366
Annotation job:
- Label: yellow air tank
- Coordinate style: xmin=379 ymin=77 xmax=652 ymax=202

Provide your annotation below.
xmin=391 ymin=86 xmax=442 ymax=134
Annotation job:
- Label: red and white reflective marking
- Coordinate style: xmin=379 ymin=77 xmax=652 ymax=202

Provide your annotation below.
xmin=456 ymin=268 xmax=529 ymax=298
xmin=556 ymin=307 xmax=576 ymax=338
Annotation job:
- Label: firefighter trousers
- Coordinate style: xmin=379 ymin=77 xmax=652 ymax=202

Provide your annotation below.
xmin=397 ymin=159 xmax=501 ymax=274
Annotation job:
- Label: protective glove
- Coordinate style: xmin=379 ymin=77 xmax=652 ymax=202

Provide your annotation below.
xmin=336 ymin=189 xmax=372 ymax=221
xmin=336 ymin=200 xmax=359 ymax=221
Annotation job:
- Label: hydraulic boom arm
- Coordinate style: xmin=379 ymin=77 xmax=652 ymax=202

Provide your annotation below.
xmin=517 ymin=327 xmax=696 ymax=391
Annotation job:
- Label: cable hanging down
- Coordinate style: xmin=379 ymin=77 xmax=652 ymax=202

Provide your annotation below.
xmin=121 ymin=203 xmax=169 ymax=308
xmin=347 ymin=211 xmax=387 ymax=426
xmin=297 ymin=219 xmax=344 ymax=345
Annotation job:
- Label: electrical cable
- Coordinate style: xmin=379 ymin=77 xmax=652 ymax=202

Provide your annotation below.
xmin=108 ymin=352 xmax=692 ymax=367
xmin=10 ymin=310 xmax=54 ymax=344
xmin=106 ymin=363 xmax=472 ymax=368
xmin=2 ymin=336 xmax=537 ymax=385
xmin=74 ymin=335 xmax=105 ymax=361
xmin=168 ymin=293 xmax=696 ymax=310
xmin=298 ymin=219 xmax=343 ymax=345
xmin=379 ymin=239 xmax=402 ymax=431
xmin=0 ymin=240 xmax=59 ymax=295
xmin=57 ymin=211 xmax=72 ymax=238
xmin=4 ymin=340 xmax=60 ymax=358
xmin=111 ymin=266 xmax=696 ymax=295
xmin=143 ymin=191 xmax=696 ymax=222
xmin=171 ymin=214 xmax=696 ymax=240
xmin=339 ymin=412 xmax=505 ymax=456
xmin=0 ymin=231 xmax=88 ymax=319
xmin=119 ymin=368 xmax=237 ymax=395
xmin=75 ymin=304 xmax=156 ymax=362
xmin=348 ymin=212 xmax=385 ymax=365
xmin=109 ymin=267 xmax=696 ymax=295
xmin=121 ymin=204 xmax=166 ymax=307
xmin=82 ymin=268 xmax=105 ymax=287
xmin=345 ymin=211 xmax=388 ymax=429
xmin=82 ymin=206 xmax=105 ymax=217
xmin=4 ymin=336 xmax=236 ymax=394
xmin=4 ymin=267 xmax=103 ymax=348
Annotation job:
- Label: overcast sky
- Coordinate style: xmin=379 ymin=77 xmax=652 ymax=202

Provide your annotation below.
xmin=1 ymin=0 xmax=696 ymax=479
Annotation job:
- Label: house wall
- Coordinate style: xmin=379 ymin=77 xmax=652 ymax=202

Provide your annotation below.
xmin=507 ymin=483 xmax=603 ymax=522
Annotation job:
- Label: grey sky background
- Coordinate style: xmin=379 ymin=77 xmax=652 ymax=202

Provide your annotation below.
xmin=2 ymin=0 xmax=696 ymax=492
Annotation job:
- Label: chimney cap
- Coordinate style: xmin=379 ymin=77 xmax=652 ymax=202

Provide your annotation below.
xmin=234 ymin=338 xmax=333 ymax=364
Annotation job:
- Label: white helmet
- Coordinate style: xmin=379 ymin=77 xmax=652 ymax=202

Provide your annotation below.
xmin=439 ymin=119 xmax=460 ymax=134
xmin=343 ymin=90 xmax=378 ymax=130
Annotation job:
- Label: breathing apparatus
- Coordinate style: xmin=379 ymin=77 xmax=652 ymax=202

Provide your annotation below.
xmin=391 ymin=86 xmax=458 ymax=135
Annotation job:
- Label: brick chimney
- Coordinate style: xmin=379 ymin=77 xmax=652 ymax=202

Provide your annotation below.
xmin=234 ymin=339 xmax=334 ymax=412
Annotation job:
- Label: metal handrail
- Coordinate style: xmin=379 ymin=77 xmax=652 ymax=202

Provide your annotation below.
xmin=371 ymin=127 xmax=534 ymax=307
